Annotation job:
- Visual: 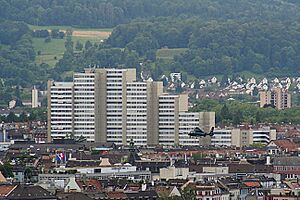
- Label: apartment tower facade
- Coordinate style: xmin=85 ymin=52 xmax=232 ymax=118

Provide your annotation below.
xmin=48 ymin=68 xmax=215 ymax=146
xmin=259 ymin=87 xmax=291 ymax=109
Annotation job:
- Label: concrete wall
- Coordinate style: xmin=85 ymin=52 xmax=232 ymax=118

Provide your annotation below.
xmin=178 ymin=94 xmax=188 ymax=112
xmin=231 ymin=129 xmax=241 ymax=147
xmin=147 ymin=82 xmax=163 ymax=145
xmin=94 ymin=69 xmax=107 ymax=143
xmin=199 ymin=112 xmax=215 ymax=146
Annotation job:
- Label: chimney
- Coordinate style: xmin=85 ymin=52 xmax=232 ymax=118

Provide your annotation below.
xmin=266 ymin=156 xmax=271 ymax=165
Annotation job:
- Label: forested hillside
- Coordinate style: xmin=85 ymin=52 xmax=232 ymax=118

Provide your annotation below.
xmin=0 ymin=20 xmax=48 ymax=85
xmin=1 ymin=0 xmax=300 ymax=28
xmin=1 ymin=0 xmax=300 ymax=89
xmin=0 ymin=20 xmax=49 ymax=105
xmin=61 ymin=18 xmax=300 ymax=78
xmin=191 ymin=99 xmax=300 ymax=125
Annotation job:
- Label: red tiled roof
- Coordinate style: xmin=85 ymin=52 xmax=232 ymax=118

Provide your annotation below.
xmin=76 ymin=179 xmax=102 ymax=192
xmin=243 ymin=181 xmax=261 ymax=188
xmin=272 ymin=140 xmax=299 ymax=151
xmin=107 ymin=192 xmax=127 ymax=199
xmin=0 ymin=185 xmax=17 ymax=197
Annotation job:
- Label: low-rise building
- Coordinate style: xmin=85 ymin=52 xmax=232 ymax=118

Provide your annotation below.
xmin=273 ymin=157 xmax=300 ymax=180
xmin=160 ymin=166 xmax=189 ymax=180
xmin=211 ymin=127 xmax=276 ymax=147
xmin=267 ymin=140 xmax=299 ymax=154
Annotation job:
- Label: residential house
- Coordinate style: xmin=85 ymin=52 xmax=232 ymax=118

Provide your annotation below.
xmin=156 ymin=186 xmax=181 ymax=198
xmin=267 ymin=140 xmax=299 ymax=154
xmin=7 ymin=185 xmax=58 ymax=200
xmin=188 ymin=182 xmax=230 ymax=200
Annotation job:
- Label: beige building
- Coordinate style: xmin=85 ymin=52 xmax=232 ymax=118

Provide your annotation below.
xmin=159 ymin=166 xmax=189 ymax=180
xmin=260 ymin=88 xmax=291 ymax=109
xmin=31 ymin=85 xmax=39 ymax=108
xmin=211 ymin=127 xmax=276 ymax=147
xmin=48 ymin=68 xmax=215 ymax=146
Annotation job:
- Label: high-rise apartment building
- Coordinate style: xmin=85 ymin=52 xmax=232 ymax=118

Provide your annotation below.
xmin=73 ymin=71 xmax=95 ymax=141
xmin=31 ymin=86 xmax=39 ymax=108
xmin=259 ymin=88 xmax=291 ymax=109
xmin=48 ymin=68 xmax=215 ymax=145
xmin=47 ymin=81 xmax=74 ymax=142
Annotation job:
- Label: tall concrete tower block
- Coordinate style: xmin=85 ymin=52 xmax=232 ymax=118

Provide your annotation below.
xmin=32 ymin=86 xmax=39 ymax=108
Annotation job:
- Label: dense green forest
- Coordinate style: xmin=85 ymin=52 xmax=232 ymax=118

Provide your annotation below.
xmin=56 ymin=18 xmax=300 ymax=78
xmin=1 ymin=0 xmax=300 ymax=28
xmin=191 ymin=99 xmax=300 ymax=125
xmin=0 ymin=20 xmax=49 ymax=105
xmin=0 ymin=20 xmax=48 ymax=86
xmin=107 ymin=19 xmax=300 ymax=76
xmin=2 ymin=0 xmax=300 ymax=107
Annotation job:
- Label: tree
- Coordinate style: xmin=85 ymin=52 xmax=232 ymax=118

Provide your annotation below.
xmin=24 ymin=167 xmax=33 ymax=183
xmin=65 ymin=36 xmax=73 ymax=53
xmin=220 ymin=104 xmax=231 ymax=121
xmin=252 ymin=87 xmax=259 ymax=96
xmin=85 ymin=40 xmax=93 ymax=50
xmin=19 ymin=112 xmax=28 ymax=122
xmin=145 ymin=49 xmax=156 ymax=61
xmin=75 ymin=41 xmax=83 ymax=51
xmin=58 ymin=31 xmax=65 ymax=39
xmin=126 ymin=33 xmax=158 ymax=56
xmin=44 ymin=36 xmax=51 ymax=43
xmin=221 ymin=74 xmax=229 ymax=87
xmin=181 ymin=187 xmax=196 ymax=200
xmin=233 ymin=110 xmax=242 ymax=125
xmin=0 ymin=162 xmax=13 ymax=178
xmin=50 ymin=29 xmax=60 ymax=38
xmin=6 ymin=112 xmax=18 ymax=123
xmin=255 ymin=111 xmax=261 ymax=123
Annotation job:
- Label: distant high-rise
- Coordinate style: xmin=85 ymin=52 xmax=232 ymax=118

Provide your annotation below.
xmin=259 ymin=88 xmax=291 ymax=110
xmin=48 ymin=68 xmax=215 ymax=145
xmin=31 ymin=86 xmax=39 ymax=108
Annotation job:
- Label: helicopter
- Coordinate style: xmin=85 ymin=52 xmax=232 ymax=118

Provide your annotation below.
xmin=188 ymin=127 xmax=214 ymax=138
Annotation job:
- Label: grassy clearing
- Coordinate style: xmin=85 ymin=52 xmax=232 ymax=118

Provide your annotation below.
xmin=73 ymin=36 xmax=104 ymax=44
xmin=31 ymin=25 xmax=112 ymax=66
xmin=33 ymin=38 xmax=65 ymax=66
xmin=156 ymin=48 xmax=188 ymax=60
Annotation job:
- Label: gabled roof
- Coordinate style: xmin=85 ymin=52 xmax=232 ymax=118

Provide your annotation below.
xmin=8 ymin=185 xmax=57 ymax=200
xmin=270 ymin=140 xmax=299 ymax=152
xmin=125 ymin=190 xmax=159 ymax=199
xmin=156 ymin=186 xmax=175 ymax=197
xmin=0 ymin=185 xmax=17 ymax=198
xmin=58 ymin=192 xmax=93 ymax=200
xmin=99 ymin=158 xmax=111 ymax=167
xmin=76 ymin=179 xmax=102 ymax=192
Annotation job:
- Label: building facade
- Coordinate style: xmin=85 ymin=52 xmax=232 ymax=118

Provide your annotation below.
xmin=211 ymin=127 xmax=276 ymax=147
xmin=48 ymin=68 xmax=215 ymax=146
xmin=47 ymin=82 xmax=74 ymax=141
xmin=259 ymin=88 xmax=291 ymax=109
xmin=31 ymin=86 xmax=39 ymax=108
